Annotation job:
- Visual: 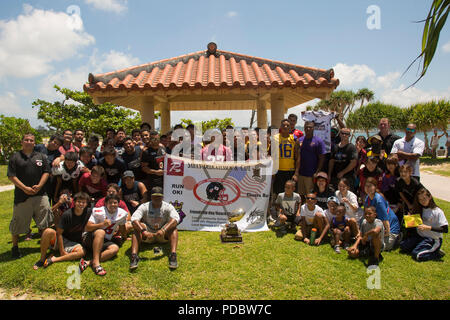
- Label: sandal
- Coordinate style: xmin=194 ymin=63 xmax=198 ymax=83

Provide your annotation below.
xmin=92 ymin=264 xmax=107 ymax=276
xmin=33 ymin=260 xmax=45 ymax=270
xmin=79 ymin=258 xmax=90 ymax=273
xmin=43 ymin=256 xmax=54 ymax=268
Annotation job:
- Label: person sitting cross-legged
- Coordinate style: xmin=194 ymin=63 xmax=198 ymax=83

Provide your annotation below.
xmin=33 ymin=192 xmax=91 ymax=270
xmin=79 ymin=193 xmax=128 ymax=276
xmin=129 ymin=187 xmax=180 ymax=270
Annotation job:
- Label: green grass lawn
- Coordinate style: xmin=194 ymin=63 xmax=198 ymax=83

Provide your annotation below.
xmin=0 ymin=165 xmax=10 ymax=186
xmin=0 ymin=189 xmax=448 ymax=300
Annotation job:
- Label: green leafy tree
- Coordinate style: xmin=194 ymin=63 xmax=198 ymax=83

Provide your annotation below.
xmin=346 ymin=102 xmax=407 ymax=137
xmin=409 ymin=99 xmax=450 ymax=152
xmin=179 ymin=118 xmax=235 ymax=132
xmin=32 ymin=85 xmax=142 ymax=137
xmin=0 ymin=116 xmax=42 ymax=164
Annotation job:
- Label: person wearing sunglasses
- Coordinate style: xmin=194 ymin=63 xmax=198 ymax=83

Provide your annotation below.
xmin=328 ymin=128 xmax=358 ymax=191
xmin=391 ymin=124 xmax=425 ymax=182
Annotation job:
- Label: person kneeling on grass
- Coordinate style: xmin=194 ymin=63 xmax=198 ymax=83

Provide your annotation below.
xmin=295 ymin=193 xmax=329 ymax=245
xmin=79 ymin=193 xmax=128 ymax=276
xmin=129 ymin=187 xmax=180 ymax=270
xmin=33 ymin=192 xmax=92 ymax=270
xmin=400 ymin=188 xmax=448 ymax=261
xmin=347 ymin=206 xmax=384 ymax=266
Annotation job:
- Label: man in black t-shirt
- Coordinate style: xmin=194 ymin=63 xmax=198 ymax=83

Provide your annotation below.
xmin=141 ymin=131 xmax=166 ymax=190
xmin=376 ymin=118 xmax=401 ymax=156
xmin=34 ymin=134 xmax=64 ymax=166
xmin=121 ymin=137 xmax=144 ymax=181
xmin=8 ymin=133 xmax=54 ymax=259
xmin=33 ymin=192 xmax=92 ymax=269
xmin=34 ymin=134 xmax=64 ymax=204
xmin=328 ymin=128 xmax=358 ymax=191
xmin=98 ymin=147 xmax=126 ymax=184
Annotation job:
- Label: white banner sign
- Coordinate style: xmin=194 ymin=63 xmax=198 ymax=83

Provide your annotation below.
xmin=164 ymin=155 xmax=272 ymax=232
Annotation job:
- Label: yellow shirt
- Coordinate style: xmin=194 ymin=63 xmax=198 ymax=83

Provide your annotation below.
xmin=275 ymin=133 xmax=296 ymax=171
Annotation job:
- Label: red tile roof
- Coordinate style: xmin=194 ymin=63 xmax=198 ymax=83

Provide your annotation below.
xmin=84 ymin=47 xmax=339 ymax=93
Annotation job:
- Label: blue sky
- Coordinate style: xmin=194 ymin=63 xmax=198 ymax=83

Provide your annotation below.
xmin=0 ymin=0 xmax=449 ymax=129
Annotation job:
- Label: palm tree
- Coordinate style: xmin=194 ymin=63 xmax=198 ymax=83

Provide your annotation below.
xmin=405 ymin=0 xmax=450 ymax=87
xmin=355 ymin=88 xmax=375 ymax=110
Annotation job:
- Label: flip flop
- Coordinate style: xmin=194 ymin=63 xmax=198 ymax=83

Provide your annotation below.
xmin=79 ymin=258 xmax=89 ymax=273
xmin=33 ymin=260 xmax=45 ymax=270
xmin=92 ymin=264 xmax=106 ymax=276
xmin=43 ymin=256 xmax=54 ymax=268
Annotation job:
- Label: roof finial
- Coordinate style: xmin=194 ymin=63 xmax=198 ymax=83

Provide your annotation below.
xmin=206 ymin=42 xmax=218 ymax=57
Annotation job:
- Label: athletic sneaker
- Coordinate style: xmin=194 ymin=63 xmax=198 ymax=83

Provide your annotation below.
xmin=169 ymin=252 xmax=178 ymax=269
xmin=334 ymin=245 xmax=341 ymax=254
xmin=129 ymin=254 xmax=139 ymax=270
xmin=11 ymin=246 xmax=21 ymax=259
xmin=343 ymin=243 xmax=350 ymax=250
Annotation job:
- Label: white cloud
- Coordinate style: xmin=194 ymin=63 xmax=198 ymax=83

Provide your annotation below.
xmin=380 ymin=85 xmax=450 ymax=108
xmin=85 ymin=0 xmax=128 ymax=14
xmin=226 ymin=11 xmax=238 ymax=18
xmin=0 ymin=92 xmax=25 ymax=116
xmin=443 ymin=40 xmax=450 ymax=53
xmin=333 ymin=63 xmax=376 ymax=88
xmin=90 ymin=49 xmax=140 ymax=73
xmin=0 ymin=5 xmax=95 ymax=79
xmin=38 ymin=49 xmax=140 ymax=100
xmin=39 ymin=67 xmax=89 ymax=100
xmin=332 ymin=62 xmax=449 ymax=108
xmin=376 ymin=71 xmax=401 ymax=89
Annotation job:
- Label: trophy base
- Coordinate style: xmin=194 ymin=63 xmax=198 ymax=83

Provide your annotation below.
xmin=220 ymin=229 xmax=243 ymax=243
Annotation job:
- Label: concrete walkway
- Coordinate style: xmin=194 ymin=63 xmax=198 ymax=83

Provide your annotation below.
xmin=420 ymin=171 xmax=450 ymax=202
xmin=0 ymin=185 xmax=14 ymax=192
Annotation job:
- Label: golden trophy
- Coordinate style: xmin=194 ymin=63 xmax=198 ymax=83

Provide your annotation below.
xmin=220 ymin=208 xmax=245 ymax=243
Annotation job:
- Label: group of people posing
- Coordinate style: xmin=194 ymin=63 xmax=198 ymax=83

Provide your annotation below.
xmin=6 ymin=115 xmax=448 ymax=276
xmin=270 ymin=115 xmax=447 ymax=266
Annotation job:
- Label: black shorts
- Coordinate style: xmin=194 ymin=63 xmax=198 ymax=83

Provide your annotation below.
xmin=82 ymin=232 xmax=116 ymax=252
xmin=273 ymin=170 xmax=295 ymax=195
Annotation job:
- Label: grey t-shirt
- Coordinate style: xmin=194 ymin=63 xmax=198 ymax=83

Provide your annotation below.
xmin=360 ymin=218 xmax=385 ymax=244
xmin=275 ymin=192 xmax=301 ymax=216
xmin=131 ymin=201 xmax=180 ymax=232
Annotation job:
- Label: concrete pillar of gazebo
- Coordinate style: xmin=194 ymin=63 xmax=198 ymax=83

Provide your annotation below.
xmin=159 ymin=101 xmax=171 ymax=134
xmin=139 ymin=97 xmax=155 ymax=130
xmin=256 ymin=98 xmax=268 ymax=129
xmin=270 ymin=93 xmax=284 ymax=128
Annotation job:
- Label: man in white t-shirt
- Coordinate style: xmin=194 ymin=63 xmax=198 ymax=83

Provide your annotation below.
xmin=129 ymin=187 xmax=180 ymax=270
xmin=391 ymin=123 xmax=425 ymax=180
xmin=80 ymin=193 xmax=128 ymax=276
xmin=295 ymin=193 xmax=329 ymax=245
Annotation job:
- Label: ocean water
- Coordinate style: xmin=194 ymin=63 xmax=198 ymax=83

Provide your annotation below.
xmin=352 ymin=129 xmax=449 ymax=147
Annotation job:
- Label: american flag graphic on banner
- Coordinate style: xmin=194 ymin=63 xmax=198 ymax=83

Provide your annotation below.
xmin=226 ymin=168 xmax=266 ymax=203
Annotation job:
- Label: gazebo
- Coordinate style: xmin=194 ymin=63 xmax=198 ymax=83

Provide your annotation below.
xmin=83 ymin=43 xmax=339 ymax=133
